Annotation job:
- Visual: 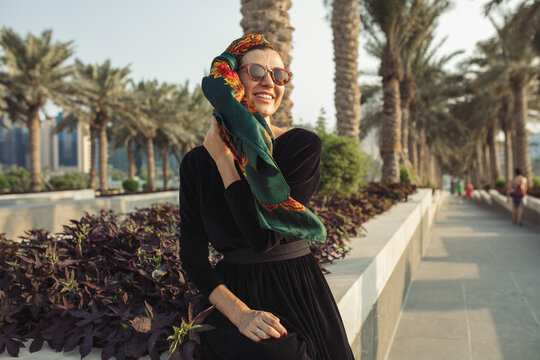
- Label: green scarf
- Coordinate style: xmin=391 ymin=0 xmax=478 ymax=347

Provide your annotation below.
xmin=201 ymin=34 xmax=326 ymax=243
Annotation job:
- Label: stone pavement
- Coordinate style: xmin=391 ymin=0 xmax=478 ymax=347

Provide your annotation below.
xmin=386 ymin=197 xmax=540 ymax=360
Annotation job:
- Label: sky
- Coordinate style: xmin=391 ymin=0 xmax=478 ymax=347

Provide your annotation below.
xmin=0 ymin=0 xmax=509 ymax=130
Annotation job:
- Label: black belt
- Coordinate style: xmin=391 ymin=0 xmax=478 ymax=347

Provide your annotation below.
xmin=220 ymin=239 xmax=311 ymax=264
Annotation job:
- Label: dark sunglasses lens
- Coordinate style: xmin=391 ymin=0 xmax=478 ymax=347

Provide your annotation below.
xmin=273 ymin=69 xmax=289 ymax=85
xmin=248 ymin=64 xmax=266 ymax=81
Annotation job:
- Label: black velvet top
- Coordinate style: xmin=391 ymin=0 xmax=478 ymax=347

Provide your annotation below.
xmin=178 ymin=128 xmax=322 ymax=297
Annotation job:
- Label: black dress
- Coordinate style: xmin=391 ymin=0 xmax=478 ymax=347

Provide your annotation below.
xmin=179 ymin=128 xmax=354 ymax=360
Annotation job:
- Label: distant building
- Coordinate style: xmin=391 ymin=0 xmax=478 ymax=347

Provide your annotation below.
xmin=530 ymin=133 xmax=540 ymax=161
xmin=0 ymin=117 xmax=29 ymax=169
xmin=0 ymin=113 xmax=90 ymax=173
xmin=497 ymin=132 xmax=540 ymax=177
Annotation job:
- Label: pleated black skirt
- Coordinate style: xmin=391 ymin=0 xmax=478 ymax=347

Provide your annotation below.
xmin=200 ymin=254 xmax=355 ymax=360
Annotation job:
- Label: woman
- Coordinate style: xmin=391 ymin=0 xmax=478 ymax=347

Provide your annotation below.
xmin=508 ymin=168 xmax=528 ymax=226
xmin=179 ymin=34 xmax=354 ymax=360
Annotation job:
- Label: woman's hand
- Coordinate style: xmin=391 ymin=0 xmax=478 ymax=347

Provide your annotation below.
xmin=203 ymin=116 xmax=234 ymax=164
xmin=203 ymin=116 xmax=240 ymax=187
xmin=236 ymin=309 xmax=288 ymax=342
xmin=209 ymin=286 xmax=286 ymax=343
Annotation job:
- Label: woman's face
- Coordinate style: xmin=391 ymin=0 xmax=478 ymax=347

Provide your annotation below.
xmin=239 ymin=49 xmax=285 ymax=121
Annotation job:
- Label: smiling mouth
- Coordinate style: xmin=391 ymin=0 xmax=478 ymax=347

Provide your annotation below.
xmin=254 ymin=93 xmax=274 ymax=100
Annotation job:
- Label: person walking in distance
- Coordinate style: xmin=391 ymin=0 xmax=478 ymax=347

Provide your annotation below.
xmin=507 ymin=168 xmax=528 ymax=226
xmin=456 ymin=181 xmax=464 ymax=202
xmin=465 ymin=182 xmax=473 ymax=201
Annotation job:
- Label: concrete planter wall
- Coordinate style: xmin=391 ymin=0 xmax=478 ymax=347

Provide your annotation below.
xmin=472 ymin=189 xmax=540 ymax=227
xmin=326 ymin=188 xmax=448 ymax=359
xmin=0 ymin=191 xmax=178 ymax=240
xmin=0 ymin=189 xmax=95 ymax=207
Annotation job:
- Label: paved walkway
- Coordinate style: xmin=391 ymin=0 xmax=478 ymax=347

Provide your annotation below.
xmin=386 ymin=198 xmax=540 ymax=360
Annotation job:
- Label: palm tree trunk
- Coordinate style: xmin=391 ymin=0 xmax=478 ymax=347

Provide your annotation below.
xmin=482 ymin=143 xmax=490 ymax=186
xmin=409 ymin=131 xmax=418 ymax=179
xmin=98 ymin=117 xmax=109 ymax=192
xmin=162 ymin=151 xmax=169 ymax=191
xmin=240 ymin=0 xmax=294 ymax=128
xmin=487 ymin=125 xmax=501 ymax=185
xmin=409 ymin=100 xmax=418 ymax=176
xmin=417 ymin=124 xmax=426 ymax=182
xmin=88 ymin=123 xmax=97 ymax=189
xmin=472 ymin=160 xmax=479 ymax=188
xmin=332 ymin=0 xmax=361 ymax=138
xmin=399 ymin=71 xmax=414 ymax=163
xmin=429 ymin=155 xmax=436 ymax=185
xmin=145 ymin=137 xmax=156 ymax=192
xmin=511 ymin=114 xmax=519 ymax=175
xmin=401 ymin=105 xmax=410 ymax=163
xmin=503 ymin=117 xmax=512 ymax=186
xmin=477 ymin=145 xmax=486 ymax=186
xmin=28 ymin=104 xmax=42 ymax=192
xmin=379 ymin=48 xmax=403 ymax=182
xmin=426 ymin=146 xmax=433 ymax=184
xmin=127 ymin=139 xmax=136 ymax=179
xmin=512 ymin=82 xmax=533 ymax=183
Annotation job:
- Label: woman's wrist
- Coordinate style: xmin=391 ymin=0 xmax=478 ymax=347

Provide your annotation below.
xmin=229 ymin=298 xmax=251 ymax=327
xmin=214 ymin=155 xmax=241 ymax=188
xmin=209 ymin=285 xmax=251 ymax=327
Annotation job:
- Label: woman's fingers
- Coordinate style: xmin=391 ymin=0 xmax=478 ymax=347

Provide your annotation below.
xmin=262 ymin=312 xmax=287 ymax=336
xmin=245 ymin=328 xmax=262 ymax=342
xmin=257 ymin=322 xmax=282 ymax=339
xmin=238 ymin=310 xmax=287 ymax=342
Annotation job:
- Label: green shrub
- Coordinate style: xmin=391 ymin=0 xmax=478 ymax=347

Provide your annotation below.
xmin=494 ymin=178 xmax=505 ymax=191
xmin=483 ymin=182 xmax=491 ymax=191
xmin=0 ymin=173 xmax=8 ymax=193
xmin=317 ymin=134 xmax=371 ymax=196
xmin=399 ymin=164 xmax=415 ymax=183
xmin=4 ymin=167 xmax=31 ymax=193
xmin=314 ymin=110 xmax=371 ymax=196
xmin=64 ymin=172 xmax=87 ymax=189
xmin=123 ymin=179 xmax=140 ymax=193
xmin=49 ymin=172 xmax=88 ymax=191
xmin=533 ymin=176 xmax=540 ymax=189
xmin=49 ymin=176 xmax=70 ymax=190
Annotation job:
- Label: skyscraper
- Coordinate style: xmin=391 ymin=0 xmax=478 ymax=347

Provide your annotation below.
xmin=0 ymin=113 xmax=90 ymax=173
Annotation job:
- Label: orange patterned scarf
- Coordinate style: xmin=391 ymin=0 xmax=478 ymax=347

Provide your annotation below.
xmin=201 ymin=34 xmax=326 ymax=243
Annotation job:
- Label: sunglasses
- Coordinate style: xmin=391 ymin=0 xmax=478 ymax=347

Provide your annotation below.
xmin=239 ymin=63 xmax=293 ymax=86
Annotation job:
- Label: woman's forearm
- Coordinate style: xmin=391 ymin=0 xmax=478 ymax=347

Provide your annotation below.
xmin=214 ymin=155 xmax=241 ymax=188
xmin=209 ymin=284 xmax=250 ymax=326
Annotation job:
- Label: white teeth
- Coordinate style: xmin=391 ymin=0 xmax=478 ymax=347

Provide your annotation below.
xmin=255 ymin=94 xmax=272 ymax=99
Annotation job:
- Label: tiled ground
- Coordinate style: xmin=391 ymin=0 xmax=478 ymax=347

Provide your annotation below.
xmin=386 ymin=198 xmax=540 ymax=360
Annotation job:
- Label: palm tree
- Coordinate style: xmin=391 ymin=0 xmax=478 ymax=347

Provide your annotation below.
xmin=66 ymin=59 xmax=132 ymax=192
xmin=397 ymin=0 xmax=449 ymax=164
xmin=466 ymin=33 xmax=520 ymax=185
xmin=488 ymin=17 xmax=537 ymax=183
xmin=0 ymin=83 xmax=7 ymax=117
xmin=362 ymin=0 xmax=456 ymax=182
xmin=0 ymin=28 xmax=74 ymax=192
xmin=175 ymin=83 xmax=212 ymax=156
xmin=109 ymin=111 xmax=141 ymax=180
xmin=328 ymin=0 xmax=362 ymax=138
xmin=361 ymin=0 xmax=418 ymax=182
xmin=480 ymin=3 xmax=540 ymax=183
xmin=240 ymin=0 xmax=294 ymax=128
xmin=412 ymin=45 xmax=467 ymax=184
xmin=133 ymin=80 xmax=177 ymax=192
